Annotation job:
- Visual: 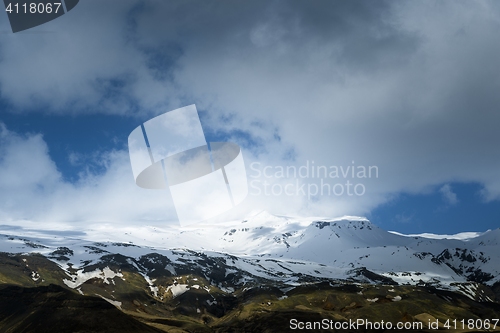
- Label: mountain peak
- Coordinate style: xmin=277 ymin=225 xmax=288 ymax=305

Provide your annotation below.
xmin=329 ymin=215 xmax=370 ymax=222
xmin=242 ymin=210 xmax=287 ymax=224
xmin=242 ymin=211 xmax=370 ymax=227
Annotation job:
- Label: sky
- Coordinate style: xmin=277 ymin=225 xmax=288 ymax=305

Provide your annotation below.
xmin=0 ymin=0 xmax=500 ymax=234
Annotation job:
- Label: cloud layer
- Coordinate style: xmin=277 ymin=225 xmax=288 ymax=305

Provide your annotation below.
xmin=0 ymin=124 xmax=178 ymax=224
xmin=1 ymin=1 xmax=500 ymax=224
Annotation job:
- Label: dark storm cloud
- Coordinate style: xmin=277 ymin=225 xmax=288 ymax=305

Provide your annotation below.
xmin=0 ymin=0 xmax=420 ymax=114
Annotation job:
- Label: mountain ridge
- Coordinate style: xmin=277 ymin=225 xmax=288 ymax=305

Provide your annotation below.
xmin=1 ymin=213 xmax=500 ymax=332
xmin=0 ymin=213 xmax=499 ymax=288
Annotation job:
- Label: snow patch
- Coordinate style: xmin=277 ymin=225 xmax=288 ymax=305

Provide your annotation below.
xmin=63 ymin=266 xmax=123 ymax=288
xmin=31 ymin=271 xmax=40 ymax=281
xmin=99 ymin=295 xmax=122 ymax=309
xmin=141 ymin=274 xmax=159 ymax=297
xmin=166 ymin=284 xmax=189 ymax=298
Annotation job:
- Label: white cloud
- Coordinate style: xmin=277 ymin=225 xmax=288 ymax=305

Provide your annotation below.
xmin=0 ymin=123 xmax=178 ymax=224
xmin=439 ymin=184 xmax=458 ymax=206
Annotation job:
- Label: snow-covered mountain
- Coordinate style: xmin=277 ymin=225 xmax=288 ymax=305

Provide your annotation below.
xmin=1 ymin=212 xmax=499 ymax=332
xmin=1 ymin=211 xmax=499 ymax=293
